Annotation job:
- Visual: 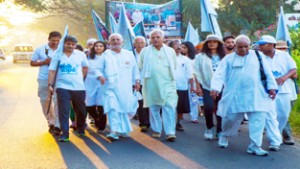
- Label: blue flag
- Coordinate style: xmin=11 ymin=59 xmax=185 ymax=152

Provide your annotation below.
xmin=276 ymin=6 xmax=292 ymax=44
xmin=133 ymin=20 xmax=147 ymax=40
xmin=54 ymin=25 xmax=68 ymax=60
xmin=91 ymin=10 xmax=110 ymax=41
xmin=200 ymin=0 xmax=222 ymax=38
xmin=118 ymin=3 xmax=135 ymax=50
xmin=184 ymin=22 xmax=200 ymax=46
xmin=109 ymin=12 xmax=118 ymax=33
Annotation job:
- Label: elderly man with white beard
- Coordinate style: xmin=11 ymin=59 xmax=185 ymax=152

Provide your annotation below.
xmin=98 ymin=33 xmax=140 ymax=141
xmin=139 ymin=29 xmax=178 ymax=142
xmin=210 ymin=35 xmax=278 ymax=156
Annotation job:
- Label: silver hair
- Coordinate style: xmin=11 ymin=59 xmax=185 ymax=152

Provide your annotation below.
xmin=234 ymin=35 xmax=251 ymax=45
xmin=149 ymin=29 xmax=165 ymax=38
xmin=109 ymin=33 xmax=123 ymax=42
xmin=134 ymin=36 xmax=146 ymax=43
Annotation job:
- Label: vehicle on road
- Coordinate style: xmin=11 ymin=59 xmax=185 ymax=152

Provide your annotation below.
xmin=13 ymin=45 xmax=34 ymax=63
xmin=0 ymin=48 xmax=5 ymax=60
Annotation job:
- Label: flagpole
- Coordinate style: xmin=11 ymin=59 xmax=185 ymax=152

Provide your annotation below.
xmin=128 ymin=28 xmax=136 ymax=57
xmin=208 ymin=14 xmax=216 ymax=34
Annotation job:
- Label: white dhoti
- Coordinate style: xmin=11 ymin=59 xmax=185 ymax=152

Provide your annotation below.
xmin=108 ymin=109 xmax=132 ymax=133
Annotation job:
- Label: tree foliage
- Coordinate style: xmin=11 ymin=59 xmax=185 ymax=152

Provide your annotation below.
xmin=12 ymin=0 xmax=300 ymax=40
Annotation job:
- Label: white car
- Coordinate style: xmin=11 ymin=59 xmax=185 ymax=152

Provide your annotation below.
xmin=13 ymin=45 xmax=34 ymax=63
xmin=0 ymin=48 xmax=5 ymax=60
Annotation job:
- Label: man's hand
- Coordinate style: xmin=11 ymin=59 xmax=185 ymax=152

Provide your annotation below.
xmin=43 ymin=58 xmax=51 ymax=65
xmin=48 ymin=85 xmax=54 ymax=95
xmin=268 ymin=89 xmax=277 ymax=100
xmin=276 ymin=77 xmax=287 ymax=86
xmin=98 ymin=76 xmax=106 ymax=85
xmin=210 ymin=90 xmax=219 ymax=100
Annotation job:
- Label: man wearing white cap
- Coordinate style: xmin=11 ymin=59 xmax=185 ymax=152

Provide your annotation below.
xmin=211 ymin=35 xmax=278 ymax=156
xmin=258 ymin=35 xmax=297 ymax=150
xmin=275 ymin=40 xmax=297 ymax=145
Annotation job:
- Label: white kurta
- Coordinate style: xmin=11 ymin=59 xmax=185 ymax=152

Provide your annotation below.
xmin=99 ymin=49 xmax=140 ymax=114
xmin=139 ymin=45 xmax=178 ymax=108
xmin=211 ymin=50 xmax=278 ymax=117
xmin=175 ymin=54 xmax=193 ymax=90
xmin=84 ymin=54 xmax=103 ymax=106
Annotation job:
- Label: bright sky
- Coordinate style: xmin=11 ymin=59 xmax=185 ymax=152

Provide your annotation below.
xmin=0 ymin=1 xmax=37 ymax=26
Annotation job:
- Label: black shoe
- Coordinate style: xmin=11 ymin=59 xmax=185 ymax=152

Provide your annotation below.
xmin=140 ymin=126 xmax=148 ymax=132
xmin=133 ymin=114 xmax=139 ymax=120
xmin=53 ymin=127 xmax=61 ymax=136
xmin=176 ymin=123 xmax=184 ymax=131
xmin=48 ymin=125 xmax=55 ymax=133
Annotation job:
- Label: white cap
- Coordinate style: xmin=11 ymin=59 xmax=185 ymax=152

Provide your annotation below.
xmin=86 ymin=38 xmax=97 ymax=45
xmin=256 ymin=35 xmax=277 ymax=45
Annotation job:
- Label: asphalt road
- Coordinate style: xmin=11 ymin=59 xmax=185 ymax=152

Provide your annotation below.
xmin=0 ymin=58 xmax=299 ymax=169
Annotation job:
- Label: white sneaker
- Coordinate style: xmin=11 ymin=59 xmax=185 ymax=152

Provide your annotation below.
xmin=106 ymin=133 xmax=119 ymax=141
xmin=268 ymin=145 xmax=280 ymax=151
xmin=218 ymin=136 xmax=229 ymax=148
xmin=247 ymin=145 xmax=268 ymax=156
xmin=204 ymin=128 xmax=214 ymax=140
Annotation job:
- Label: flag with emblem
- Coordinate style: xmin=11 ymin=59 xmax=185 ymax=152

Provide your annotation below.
xmin=91 ymin=9 xmax=110 ymax=41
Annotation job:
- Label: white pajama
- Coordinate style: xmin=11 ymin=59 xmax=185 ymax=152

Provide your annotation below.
xmin=149 ymin=104 xmax=176 ymax=135
xmin=221 ymin=112 xmax=266 ymax=147
xmin=276 ymin=93 xmax=291 ymax=133
xmin=265 ymin=101 xmax=282 ymax=146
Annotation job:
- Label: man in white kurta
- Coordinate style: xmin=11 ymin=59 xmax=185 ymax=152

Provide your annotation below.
xmin=210 ymin=35 xmax=278 ymax=156
xmin=99 ymin=34 xmax=140 ymax=141
xmin=139 ymin=29 xmax=178 ymax=141
xmin=258 ymin=35 xmax=297 ymax=151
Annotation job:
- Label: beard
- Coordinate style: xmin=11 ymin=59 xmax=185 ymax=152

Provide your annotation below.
xmin=110 ymin=45 xmax=122 ymax=50
xmin=226 ymin=46 xmax=235 ymax=51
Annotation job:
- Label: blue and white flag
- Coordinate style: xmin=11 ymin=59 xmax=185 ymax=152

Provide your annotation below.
xmin=184 ymin=22 xmax=200 ymax=46
xmin=276 ymin=6 xmax=292 ymax=44
xmin=200 ymin=0 xmax=222 ymax=38
xmin=118 ymin=3 xmax=135 ymax=50
xmin=133 ymin=20 xmax=147 ymax=42
xmin=109 ymin=12 xmax=118 ymax=33
xmin=91 ymin=9 xmax=110 ymax=41
xmin=55 ymin=25 xmax=68 ymax=60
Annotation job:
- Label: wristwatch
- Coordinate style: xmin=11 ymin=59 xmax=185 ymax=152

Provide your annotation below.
xmin=48 ymin=84 xmax=53 ymax=87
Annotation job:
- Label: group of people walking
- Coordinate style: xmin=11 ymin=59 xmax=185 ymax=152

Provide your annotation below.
xmin=31 ymin=29 xmax=297 ymax=156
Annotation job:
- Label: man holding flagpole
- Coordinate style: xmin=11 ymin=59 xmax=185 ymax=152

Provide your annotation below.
xmin=48 ymin=35 xmax=89 ymax=142
xmin=30 ymin=31 xmax=61 ymax=135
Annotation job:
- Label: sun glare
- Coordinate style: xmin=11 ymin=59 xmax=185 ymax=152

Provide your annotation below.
xmin=0 ymin=1 xmax=37 ymax=26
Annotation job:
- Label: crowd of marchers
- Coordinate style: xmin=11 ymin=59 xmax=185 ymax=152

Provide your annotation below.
xmin=30 ymin=29 xmax=297 ymax=156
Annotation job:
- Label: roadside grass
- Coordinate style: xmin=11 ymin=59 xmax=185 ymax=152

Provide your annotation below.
xmin=291 ymin=51 xmax=300 ymax=137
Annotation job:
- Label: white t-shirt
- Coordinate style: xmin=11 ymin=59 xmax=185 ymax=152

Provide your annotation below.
xmin=31 ymin=44 xmax=56 ymax=80
xmin=175 ymin=54 xmax=193 ymax=90
xmin=49 ymin=50 xmax=89 ymax=91
xmin=264 ymin=50 xmax=297 ymax=94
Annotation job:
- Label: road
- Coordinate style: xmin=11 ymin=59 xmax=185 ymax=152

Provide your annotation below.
xmin=0 ymin=57 xmax=300 ymax=169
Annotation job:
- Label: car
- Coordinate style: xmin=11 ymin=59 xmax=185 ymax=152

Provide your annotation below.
xmin=13 ymin=45 xmax=34 ymax=63
xmin=0 ymin=48 xmax=5 ymax=60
